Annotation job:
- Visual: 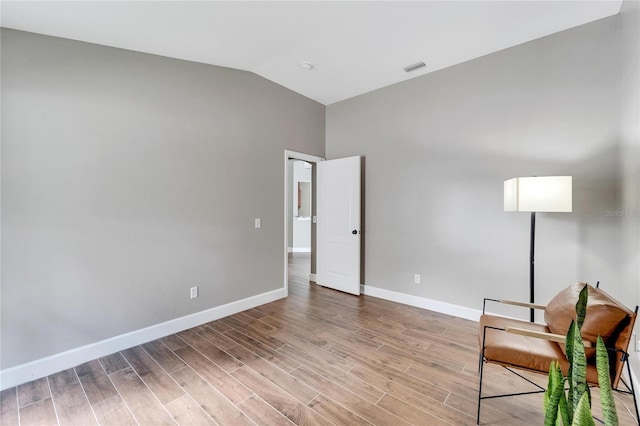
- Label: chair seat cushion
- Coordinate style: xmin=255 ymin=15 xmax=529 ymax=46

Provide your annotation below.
xmin=479 ymin=314 xmax=598 ymax=383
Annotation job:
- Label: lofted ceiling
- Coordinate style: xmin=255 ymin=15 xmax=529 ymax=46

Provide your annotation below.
xmin=0 ymin=1 xmax=623 ymax=105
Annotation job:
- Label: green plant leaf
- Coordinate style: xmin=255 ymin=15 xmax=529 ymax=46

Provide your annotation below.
xmin=559 ymin=390 xmax=570 ymax=426
xmin=571 ymin=392 xmax=595 ymax=426
xmin=570 ymin=321 xmax=588 ymax=412
xmin=596 ymin=335 xmax=618 ymax=426
xmin=545 ymin=361 xmax=567 ymax=426
xmin=575 ymin=284 xmax=588 ymax=332
xmin=566 ymin=320 xmax=575 ymax=421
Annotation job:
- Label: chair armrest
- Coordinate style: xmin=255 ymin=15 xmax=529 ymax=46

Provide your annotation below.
xmin=483 ymin=298 xmax=546 ymax=314
xmin=498 ymin=299 xmax=547 ymax=310
xmin=505 ymin=327 xmax=593 ymax=348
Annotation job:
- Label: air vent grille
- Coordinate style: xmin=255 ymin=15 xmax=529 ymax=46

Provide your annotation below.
xmin=403 ymin=61 xmax=426 ymax=73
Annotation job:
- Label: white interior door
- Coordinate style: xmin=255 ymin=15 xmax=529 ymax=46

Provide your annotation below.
xmin=316 ymin=156 xmax=361 ymax=295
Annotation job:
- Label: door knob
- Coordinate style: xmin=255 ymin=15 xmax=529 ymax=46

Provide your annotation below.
xmin=352 ymin=230 xmax=358 ymax=235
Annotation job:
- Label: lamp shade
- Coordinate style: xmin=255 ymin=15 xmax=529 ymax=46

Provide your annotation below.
xmin=504 ymin=176 xmax=572 ymax=212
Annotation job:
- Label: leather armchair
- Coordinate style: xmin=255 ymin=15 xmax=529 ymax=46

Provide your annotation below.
xmin=476 ymin=282 xmax=638 ymax=425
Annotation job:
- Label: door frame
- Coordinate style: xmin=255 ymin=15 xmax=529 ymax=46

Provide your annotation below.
xmin=283 ymin=150 xmax=324 ymax=296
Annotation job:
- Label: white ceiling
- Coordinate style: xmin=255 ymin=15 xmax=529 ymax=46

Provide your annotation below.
xmin=1 ymin=1 xmax=623 ymax=105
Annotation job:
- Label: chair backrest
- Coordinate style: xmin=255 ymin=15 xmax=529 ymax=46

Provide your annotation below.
xmin=597 ymin=286 xmax=638 ymax=389
xmin=544 ymin=282 xmax=636 ymax=389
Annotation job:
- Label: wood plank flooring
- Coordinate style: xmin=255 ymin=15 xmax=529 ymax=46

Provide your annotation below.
xmin=1 ymin=253 xmax=637 ymax=425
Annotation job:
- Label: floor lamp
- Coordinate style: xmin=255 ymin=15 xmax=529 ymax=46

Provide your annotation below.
xmin=504 ymin=176 xmax=572 ymax=322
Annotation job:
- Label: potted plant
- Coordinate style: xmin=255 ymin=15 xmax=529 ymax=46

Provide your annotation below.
xmin=544 ymin=284 xmax=618 ymax=425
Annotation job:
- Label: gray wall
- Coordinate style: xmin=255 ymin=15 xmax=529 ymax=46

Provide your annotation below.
xmin=619 ymin=0 xmax=640 ymax=374
xmin=2 ymin=6 xmax=638 ymax=376
xmin=1 ymin=29 xmax=325 ymax=369
xmin=327 ymin=16 xmax=626 ymax=322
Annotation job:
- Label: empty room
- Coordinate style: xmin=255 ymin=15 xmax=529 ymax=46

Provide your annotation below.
xmin=1 ymin=1 xmax=639 ymax=425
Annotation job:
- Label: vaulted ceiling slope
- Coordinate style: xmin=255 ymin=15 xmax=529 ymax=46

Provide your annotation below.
xmin=1 ymin=1 xmax=623 ymax=105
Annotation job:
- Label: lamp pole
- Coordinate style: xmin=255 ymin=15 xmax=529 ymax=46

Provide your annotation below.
xmin=529 ymin=211 xmax=536 ymax=323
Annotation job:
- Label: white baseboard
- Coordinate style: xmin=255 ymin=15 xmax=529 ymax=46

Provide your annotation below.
xmin=360 ymin=284 xmax=483 ymax=322
xmin=309 ymin=273 xmax=316 ymax=282
xmin=291 ymin=247 xmax=311 ymax=253
xmin=0 ymin=288 xmax=286 ymax=390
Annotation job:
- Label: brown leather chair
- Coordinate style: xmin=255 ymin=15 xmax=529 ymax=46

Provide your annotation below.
xmin=477 ymin=282 xmax=638 ymax=425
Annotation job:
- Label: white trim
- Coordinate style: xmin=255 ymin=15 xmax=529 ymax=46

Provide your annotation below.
xmin=309 ymin=273 xmax=316 ymax=282
xmin=0 ymin=288 xmax=285 ymax=390
xmin=291 ymin=247 xmax=311 ymax=253
xmin=285 ymin=150 xmax=325 ymax=164
xmin=360 ymin=284 xmax=483 ymax=322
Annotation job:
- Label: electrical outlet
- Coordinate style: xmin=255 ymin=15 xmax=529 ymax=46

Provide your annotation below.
xmin=190 ymin=286 xmax=198 ymax=299
xmin=255 ymin=218 xmax=261 ymax=229
xmin=414 ymin=274 xmax=421 ymax=284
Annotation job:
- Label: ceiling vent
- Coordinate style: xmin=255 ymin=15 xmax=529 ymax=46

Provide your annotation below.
xmin=403 ymin=61 xmax=426 ymax=73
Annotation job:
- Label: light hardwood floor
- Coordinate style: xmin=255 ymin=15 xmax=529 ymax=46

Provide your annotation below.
xmin=1 ymin=253 xmax=637 ymax=425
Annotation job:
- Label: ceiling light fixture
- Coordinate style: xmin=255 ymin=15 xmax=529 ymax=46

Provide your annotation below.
xmin=403 ymin=61 xmax=426 ymax=73
xmin=299 ymin=62 xmax=315 ymax=71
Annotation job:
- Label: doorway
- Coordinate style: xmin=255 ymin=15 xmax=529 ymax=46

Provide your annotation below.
xmin=290 ymin=161 xmax=312 ymax=255
xmin=283 ymin=150 xmax=324 ymax=295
